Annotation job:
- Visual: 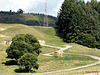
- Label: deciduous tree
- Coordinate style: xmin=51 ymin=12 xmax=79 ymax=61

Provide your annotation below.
xmin=6 ymin=33 xmax=42 ymax=60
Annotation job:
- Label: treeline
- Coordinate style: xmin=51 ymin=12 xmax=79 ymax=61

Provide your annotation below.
xmin=0 ymin=10 xmax=57 ymax=27
xmin=56 ymin=0 xmax=100 ymax=49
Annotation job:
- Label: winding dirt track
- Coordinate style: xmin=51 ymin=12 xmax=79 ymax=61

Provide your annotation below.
xmin=37 ymin=44 xmax=100 ymax=75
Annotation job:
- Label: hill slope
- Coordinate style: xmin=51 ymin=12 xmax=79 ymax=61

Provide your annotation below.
xmin=0 ymin=12 xmax=57 ymax=27
xmin=0 ymin=23 xmax=100 ymax=74
xmin=0 ymin=23 xmax=65 ymax=46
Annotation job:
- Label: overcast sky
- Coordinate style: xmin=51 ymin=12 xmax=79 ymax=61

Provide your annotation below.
xmin=0 ymin=0 xmax=100 ymax=17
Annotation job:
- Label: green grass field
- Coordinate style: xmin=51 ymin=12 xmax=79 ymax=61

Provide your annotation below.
xmin=0 ymin=23 xmax=100 ymax=75
xmin=64 ymin=44 xmax=100 ymax=57
xmin=37 ymin=52 xmax=97 ymax=73
xmin=0 ymin=46 xmax=97 ymax=74
xmin=0 ymin=23 xmax=66 ymax=46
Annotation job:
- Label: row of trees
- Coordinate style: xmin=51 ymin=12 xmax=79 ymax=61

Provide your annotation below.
xmin=56 ymin=0 xmax=100 ymax=49
xmin=6 ymin=34 xmax=42 ymax=71
xmin=0 ymin=9 xmax=24 ymax=14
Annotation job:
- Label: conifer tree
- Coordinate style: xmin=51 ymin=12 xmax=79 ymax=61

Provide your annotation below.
xmin=56 ymin=0 xmax=100 ymax=48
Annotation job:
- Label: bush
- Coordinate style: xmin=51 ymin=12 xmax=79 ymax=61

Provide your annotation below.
xmin=18 ymin=53 xmax=39 ymax=71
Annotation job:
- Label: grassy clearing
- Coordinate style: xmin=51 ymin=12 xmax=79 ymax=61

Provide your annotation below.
xmin=17 ymin=51 xmax=97 ymax=73
xmin=0 ymin=46 xmax=97 ymax=74
xmin=0 ymin=23 xmax=100 ymax=74
xmin=0 ymin=51 xmax=19 ymax=75
xmin=0 ymin=47 xmax=57 ymax=74
xmin=51 ymin=44 xmax=100 ymax=75
xmin=35 ymin=53 xmax=97 ymax=73
xmin=41 ymin=46 xmax=58 ymax=54
xmin=48 ymin=64 xmax=100 ymax=75
xmin=64 ymin=44 xmax=100 ymax=57
xmin=0 ymin=44 xmax=9 ymax=51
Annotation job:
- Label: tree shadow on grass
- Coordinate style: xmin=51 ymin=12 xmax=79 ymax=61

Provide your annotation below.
xmin=14 ymin=68 xmax=36 ymax=73
xmin=2 ymin=60 xmax=18 ymax=65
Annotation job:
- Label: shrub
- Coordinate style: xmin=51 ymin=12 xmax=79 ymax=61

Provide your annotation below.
xmin=18 ymin=53 xmax=39 ymax=71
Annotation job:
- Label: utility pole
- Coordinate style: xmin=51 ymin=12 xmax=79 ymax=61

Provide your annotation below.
xmin=44 ymin=3 xmax=48 ymax=27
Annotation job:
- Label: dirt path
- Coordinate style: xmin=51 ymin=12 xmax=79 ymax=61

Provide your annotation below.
xmin=37 ymin=44 xmax=100 ymax=74
xmin=42 ymin=44 xmax=72 ymax=56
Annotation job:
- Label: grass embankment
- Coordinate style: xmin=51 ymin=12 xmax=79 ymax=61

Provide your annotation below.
xmin=0 ymin=23 xmax=66 ymax=46
xmin=0 ymin=23 xmax=99 ymax=74
xmin=64 ymin=44 xmax=100 ymax=57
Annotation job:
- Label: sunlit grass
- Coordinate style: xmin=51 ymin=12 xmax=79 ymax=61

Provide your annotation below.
xmin=37 ymin=53 xmax=97 ymax=72
xmin=48 ymin=64 xmax=100 ymax=75
xmin=0 ymin=23 xmax=100 ymax=74
xmin=0 ymin=46 xmax=97 ymax=74
xmin=64 ymin=44 xmax=100 ymax=57
xmin=0 ymin=23 xmax=66 ymax=46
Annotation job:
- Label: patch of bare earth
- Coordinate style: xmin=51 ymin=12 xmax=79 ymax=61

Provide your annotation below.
xmin=0 ymin=34 xmax=8 ymax=37
xmin=0 ymin=28 xmax=6 ymax=31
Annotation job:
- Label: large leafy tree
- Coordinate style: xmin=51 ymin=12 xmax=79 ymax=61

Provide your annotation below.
xmin=6 ymin=33 xmax=42 ymax=60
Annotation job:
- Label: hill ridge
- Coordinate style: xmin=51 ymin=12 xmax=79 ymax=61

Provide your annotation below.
xmin=0 ymin=12 xmax=57 ymax=27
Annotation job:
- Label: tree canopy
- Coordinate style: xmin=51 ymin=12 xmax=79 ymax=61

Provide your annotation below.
xmin=17 ymin=9 xmax=24 ymax=13
xmin=18 ymin=53 xmax=39 ymax=71
xmin=6 ymin=33 xmax=42 ymax=60
xmin=0 ymin=11 xmax=57 ymax=27
xmin=56 ymin=0 xmax=100 ymax=49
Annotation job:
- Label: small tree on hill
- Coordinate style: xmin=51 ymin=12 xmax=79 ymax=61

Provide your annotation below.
xmin=18 ymin=53 xmax=39 ymax=71
xmin=17 ymin=9 xmax=24 ymax=13
xmin=6 ymin=33 xmax=42 ymax=60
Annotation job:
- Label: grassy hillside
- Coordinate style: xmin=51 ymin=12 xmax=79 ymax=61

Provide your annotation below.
xmin=20 ymin=14 xmax=39 ymax=21
xmin=0 ymin=23 xmax=65 ymax=46
xmin=0 ymin=12 xmax=57 ymax=27
xmin=0 ymin=23 xmax=100 ymax=74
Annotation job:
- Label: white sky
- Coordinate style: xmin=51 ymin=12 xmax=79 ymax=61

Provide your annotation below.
xmin=0 ymin=0 xmax=100 ymax=17
xmin=84 ymin=0 xmax=100 ymax=2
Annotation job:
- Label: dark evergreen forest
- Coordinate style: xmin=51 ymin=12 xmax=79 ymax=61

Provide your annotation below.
xmin=56 ymin=0 xmax=100 ymax=49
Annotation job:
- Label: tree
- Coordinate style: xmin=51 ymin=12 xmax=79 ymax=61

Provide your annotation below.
xmin=6 ymin=33 xmax=42 ymax=60
xmin=17 ymin=9 xmax=24 ymax=13
xmin=56 ymin=0 xmax=76 ymax=38
xmin=97 ymin=2 xmax=100 ymax=13
xmin=18 ymin=53 xmax=39 ymax=71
